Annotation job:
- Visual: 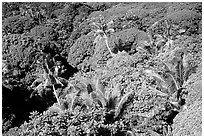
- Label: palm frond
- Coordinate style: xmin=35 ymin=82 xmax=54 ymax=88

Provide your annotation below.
xmin=182 ymin=53 xmax=188 ymax=68
xmin=91 ymin=22 xmax=101 ymax=30
xmin=136 ymin=46 xmax=147 ymax=52
xmin=93 ymin=89 xmax=107 ymax=108
xmin=80 ymin=92 xmax=93 ymax=108
xmin=144 ymin=69 xmax=167 ymax=90
xmin=67 ymin=93 xmax=77 ymax=111
xmin=106 ymin=95 xmax=118 ymax=111
xmin=90 ymin=92 xmax=105 ymax=107
xmin=159 ymin=59 xmax=171 ymax=73
xmin=114 ymin=90 xmax=134 ymax=119
xmin=65 ymin=89 xmax=81 ymax=111
xmin=91 ymin=76 xmax=107 ymax=107
xmin=164 ymin=72 xmax=179 ymax=95
xmin=144 ymin=70 xmax=165 ymax=83
xmin=175 ymin=53 xmax=186 ymax=87
xmin=149 ymin=86 xmax=169 ymax=97
xmin=111 ymin=84 xmax=121 ymax=98
xmin=94 ymin=76 xmax=105 ymax=94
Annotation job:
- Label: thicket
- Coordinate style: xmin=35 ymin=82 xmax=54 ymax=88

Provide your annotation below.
xmin=2 ymin=2 xmax=202 ymax=136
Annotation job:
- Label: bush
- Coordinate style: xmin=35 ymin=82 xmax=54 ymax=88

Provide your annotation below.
xmin=3 ymin=15 xmax=38 ymax=34
xmin=165 ymin=9 xmax=201 ymax=35
xmin=109 ymin=27 xmax=150 ymax=54
xmin=4 ymin=107 xmax=127 ymax=136
xmin=2 ymin=34 xmax=39 ymax=85
xmin=86 ymin=2 xmax=119 ymax=11
xmin=2 ymin=2 xmax=202 ymax=136
xmin=68 ymin=27 xmax=150 ymax=71
xmin=30 ymin=25 xmax=58 ymax=41
xmin=67 ymin=34 xmax=95 ymax=71
xmin=2 ymin=2 xmax=21 ymax=19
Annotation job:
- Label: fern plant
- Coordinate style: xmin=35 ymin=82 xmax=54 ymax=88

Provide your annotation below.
xmin=146 ymin=19 xmax=175 ymax=56
xmin=63 ymin=74 xmax=133 ymax=123
xmin=91 ymin=16 xmax=115 ymax=56
xmin=64 ymin=81 xmax=94 ymax=111
xmin=144 ymin=52 xmax=189 ymax=111
xmin=90 ymin=76 xmax=134 ymax=122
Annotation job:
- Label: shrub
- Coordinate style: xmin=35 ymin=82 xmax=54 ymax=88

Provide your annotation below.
xmin=30 ymin=25 xmax=58 ymax=41
xmin=2 ymin=2 xmax=21 ymax=19
xmin=2 ymin=2 xmax=202 ymax=136
xmin=67 ymin=34 xmax=95 ymax=71
xmin=165 ymin=9 xmax=201 ymax=35
xmin=68 ymin=26 xmax=150 ymax=71
xmin=109 ymin=27 xmax=150 ymax=54
xmin=3 ymin=15 xmax=38 ymax=34
xmin=4 ymin=106 xmax=128 ymax=136
xmin=2 ymin=34 xmax=38 ymax=85
xmin=86 ymin=2 xmax=119 ymax=11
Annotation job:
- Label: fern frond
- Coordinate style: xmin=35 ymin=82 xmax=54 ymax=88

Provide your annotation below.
xmin=112 ymin=84 xmax=121 ymax=98
xmin=159 ymin=59 xmax=171 ymax=73
xmin=94 ymin=76 xmax=105 ymax=94
xmin=114 ymin=90 xmax=134 ymax=119
xmin=144 ymin=70 xmax=165 ymax=83
xmin=164 ymin=72 xmax=179 ymax=95
xmin=182 ymin=53 xmax=188 ymax=68
xmin=92 ymin=75 xmax=107 ymax=107
xmin=106 ymin=95 xmax=118 ymax=111
xmin=66 ymin=89 xmax=80 ymax=111
xmin=175 ymin=53 xmax=186 ymax=87
xmin=80 ymin=92 xmax=93 ymax=108
xmin=91 ymin=91 xmax=107 ymax=108
xmin=149 ymin=86 xmax=169 ymax=97
xmin=144 ymin=69 xmax=167 ymax=90
xmin=91 ymin=22 xmax=101 ymax=29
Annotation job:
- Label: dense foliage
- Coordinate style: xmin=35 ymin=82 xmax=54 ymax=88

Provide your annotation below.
xmin=2 ymin=2 xmax=202 ymax=136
